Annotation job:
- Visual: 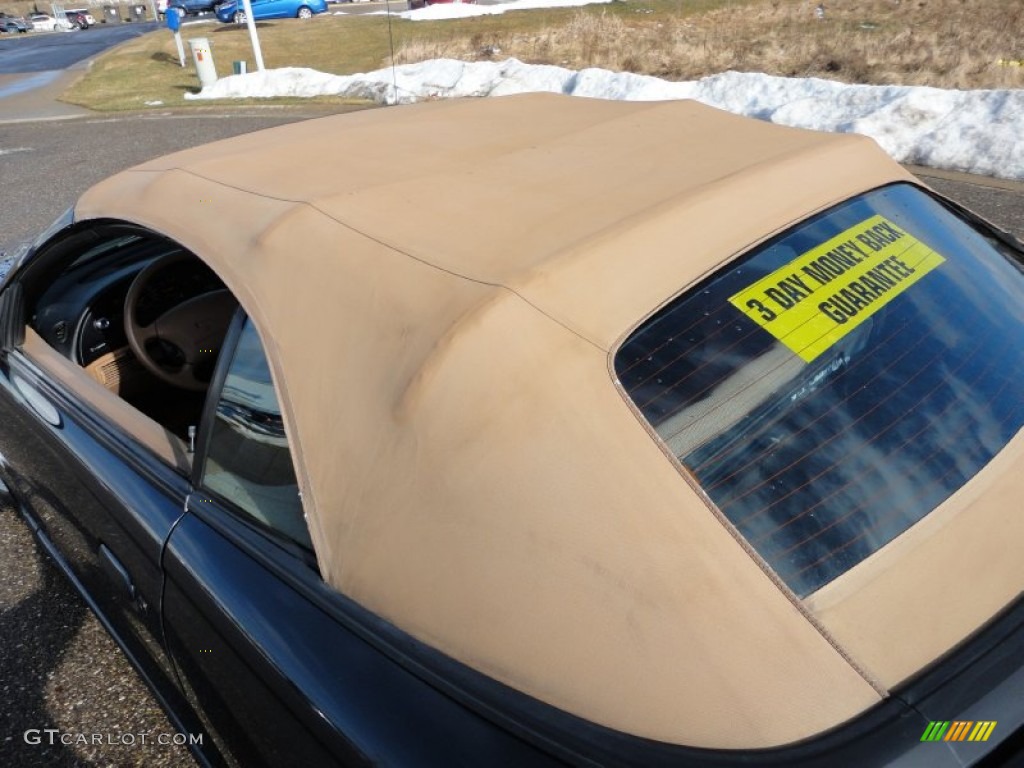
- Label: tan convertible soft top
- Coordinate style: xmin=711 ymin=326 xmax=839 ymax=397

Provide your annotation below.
xmin=75 ymin=94 xmax=937 ymax=747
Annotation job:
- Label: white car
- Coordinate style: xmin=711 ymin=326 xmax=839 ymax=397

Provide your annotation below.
xmin=64 ymin=8 xmax=97 ymax=27
xmin=28 ymin=12 xmax=72 ymax=31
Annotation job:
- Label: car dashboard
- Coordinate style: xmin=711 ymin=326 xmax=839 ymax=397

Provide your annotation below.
xmin=30 ymin=237 xmax=224 ymax=395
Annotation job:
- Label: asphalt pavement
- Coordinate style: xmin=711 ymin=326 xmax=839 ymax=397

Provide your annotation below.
xmin=1 ymin=485 xmax=197 ymax=767
xmin=0 ymin=21 xmax=163 ymax=122
xmin=0 ymin=106 xmax=369 ymax=249
xmin=0 ymin=22 xmax=160 ymax=74
xmin=1 ymin=45 xmax=1024 ymax=768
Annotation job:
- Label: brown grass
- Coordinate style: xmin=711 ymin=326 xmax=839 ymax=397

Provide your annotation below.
xmin=394 ymin=0 xmax=1024 ymax=90
xmin=8 ymin=0 xmax=1021 ymax=111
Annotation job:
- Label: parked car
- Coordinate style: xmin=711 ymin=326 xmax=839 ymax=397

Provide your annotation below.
xmin=166 ymin=0 xmax=219 ymax=16
xmin=27 ymin=12 xmax=72 ymax=30
xmin=0 ymin=11 xmax=29 ymax=32
xmin=215 ymin=0 xmax=327 ymax=22
xmin=64 ymin=8 xmax=96 ymax=27
xmin=407 ymin=0 xmax=475 ymax=9
xmin=1 ymin=94 xmax=1023 ymax=767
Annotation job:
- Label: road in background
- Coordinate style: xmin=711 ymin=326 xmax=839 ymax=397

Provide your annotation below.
xmin=0 ymin=21 xmax=162 ymax=120
xmin=0 ymin=22 xmax=160 ymax=74
xmin=0 ymin=107 xmax=1022 ymax=766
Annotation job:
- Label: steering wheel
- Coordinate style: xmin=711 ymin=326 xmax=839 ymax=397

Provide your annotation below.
xmin=124 ymin=252 xmax=237 ymax=392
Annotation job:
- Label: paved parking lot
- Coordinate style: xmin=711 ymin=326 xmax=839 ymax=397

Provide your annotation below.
xmin=0 ymin=486 xmax=198 ymax=767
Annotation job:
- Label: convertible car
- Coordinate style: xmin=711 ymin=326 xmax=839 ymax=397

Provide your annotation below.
xmin=0 ymin=94 xmax=1022 ymax=766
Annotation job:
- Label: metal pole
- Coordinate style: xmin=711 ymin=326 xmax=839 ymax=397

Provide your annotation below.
xmin=240 ymin=0 xmax=265 ymax=72
xmin=174 ymin=30 xmax=185 ymax=67
xmin=166 ymin=7 xmax=186 ymax=67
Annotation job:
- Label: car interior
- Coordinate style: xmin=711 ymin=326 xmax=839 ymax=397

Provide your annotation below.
xmin=19 ymin=222 xmax=238 ymax=455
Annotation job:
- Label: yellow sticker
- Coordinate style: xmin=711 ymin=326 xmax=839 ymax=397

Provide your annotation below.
xmin=729 ymin=215 xmax=946 ymax=362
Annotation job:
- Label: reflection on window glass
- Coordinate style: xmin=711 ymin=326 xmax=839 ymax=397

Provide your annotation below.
xmin=203 ymin=318 xmax=311 ymax=550
xmin=615 ymin=184 xmax=1024 ymax=597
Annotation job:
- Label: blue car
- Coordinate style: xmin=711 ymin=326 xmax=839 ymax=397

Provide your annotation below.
xmin=215 ymin=0 xmax=327 ymax=23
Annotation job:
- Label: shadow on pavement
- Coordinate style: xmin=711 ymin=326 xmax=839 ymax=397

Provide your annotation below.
xmin=0 ymin=507 xmax=87 ymax=767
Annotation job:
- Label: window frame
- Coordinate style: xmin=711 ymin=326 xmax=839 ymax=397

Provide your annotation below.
xmin=610 ymin=181 xmax=1024 ymax=597
xmin=7 ymin=216 xmax=314 ymax=565
xmin=191 ymin=308 xmax=316 ymax=565
xmin=8 ymin=220 xmax=203 ymax=475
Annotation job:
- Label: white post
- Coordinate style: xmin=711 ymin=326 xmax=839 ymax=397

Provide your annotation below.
xmin=188 ymin=37 xmax=218 ymax=88
xmin=174 ymin=31 xmax=185 ymax=67
xmin=240 ymin=0 xmax=265 ymax=71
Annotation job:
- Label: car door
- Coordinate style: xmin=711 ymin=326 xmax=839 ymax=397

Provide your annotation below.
xmin=259 ymin=0 xmax=290 ymax=19
xmin=0 ymin=224 xmax=201 ymax=739
xmin=163 ymin=313 xmax=565 ymax=766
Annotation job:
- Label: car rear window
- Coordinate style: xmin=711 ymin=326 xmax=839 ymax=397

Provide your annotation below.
xmin=615 ymin=183 xmax=1024 ymax=597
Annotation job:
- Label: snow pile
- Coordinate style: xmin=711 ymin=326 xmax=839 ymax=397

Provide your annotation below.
xmin=185 ymin=57 xmax=1024 ymax=179
xmin=336 ymin=0 xmax=616 ymax=20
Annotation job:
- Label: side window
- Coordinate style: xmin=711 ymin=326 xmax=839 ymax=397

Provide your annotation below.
xmin=201 ymin=317 xmax=312 ymax=550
